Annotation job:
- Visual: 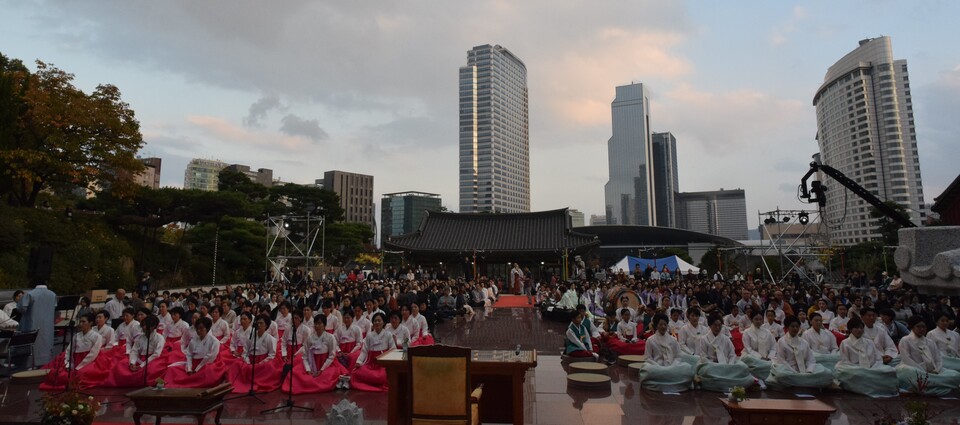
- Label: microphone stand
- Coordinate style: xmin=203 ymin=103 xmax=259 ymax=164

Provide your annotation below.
xmin=226 ymin=326 xmax=265 ymax=403
xmin=142 ymin=330 xmax=152 ymax=387
xmin=261 ymin=325 xmax=312 ymax=414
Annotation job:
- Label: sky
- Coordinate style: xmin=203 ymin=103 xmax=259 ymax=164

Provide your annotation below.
xmin=3 ymin=1 xmax=958 ymax=230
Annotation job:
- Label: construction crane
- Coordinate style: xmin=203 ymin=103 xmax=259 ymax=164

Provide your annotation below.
xmin=798 ymin=161 xmax=917 ymax=228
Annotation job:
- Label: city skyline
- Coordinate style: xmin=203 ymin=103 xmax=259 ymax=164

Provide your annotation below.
xmin=3 ymin=2 xmax=958 ymax=222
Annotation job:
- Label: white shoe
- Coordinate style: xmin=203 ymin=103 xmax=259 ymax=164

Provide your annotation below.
xmin=758 ymin=379 xmax=767 ymax=391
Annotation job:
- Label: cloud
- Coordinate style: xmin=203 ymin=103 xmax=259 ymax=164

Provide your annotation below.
xmin=186 ymin=115 xmax=312 ymax=151
xmin=243 ymin=95 xmax=283 ymax=127
xmin=770 ymin=5 xmax=807 ymax=46
xmin=914 ymin=65 xmax=960 ymax=203
xmin=279 ymin=114 xmax=328 ymax=141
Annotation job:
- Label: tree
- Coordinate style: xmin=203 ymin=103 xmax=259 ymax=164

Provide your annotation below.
xmin=870 ymin=201 xmax=909 ymax=246
xmin=0 ymin=55 xmax=144 ymax=207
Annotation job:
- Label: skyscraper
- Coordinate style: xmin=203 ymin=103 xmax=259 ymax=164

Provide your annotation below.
xmin=604 ymin=83 xmax=655 ymax=225
xmin=458 ymin=44 xmax=530 ymax=213
xmin=183 ymin=158 xmax=226 ymax=191
xmin=652 ymin=132 xmax=679 ymax=228
xmin=813 ymin=36 xmax=925 ymax=245
xmin=381 ymin=191 xmax=442 ymax=237
xmin=324 ymin=170 xmax=375 ymax=228
xmin=675 ymin=189 xmax=748 ymax=240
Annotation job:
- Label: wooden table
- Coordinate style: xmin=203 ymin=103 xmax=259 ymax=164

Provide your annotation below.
xmin=126 ymin=384 xmax=233 ymax=425
xmin=379 ymin=348 xmax=537 ymax=425
xmin=719 ymin=398 xmax=837 ymax=425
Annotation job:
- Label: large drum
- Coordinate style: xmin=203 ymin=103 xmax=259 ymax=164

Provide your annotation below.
xmin=605 ymin=287 xmax=641 ymax=313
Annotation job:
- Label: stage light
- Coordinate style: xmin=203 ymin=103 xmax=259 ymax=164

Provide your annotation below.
xmin=764 ymin=216 xmax=776 ymax=225
xmin=798 ymin=212 xmax=809 ymax=225
xmin=782 ymin=216 xmax=791 ymax=223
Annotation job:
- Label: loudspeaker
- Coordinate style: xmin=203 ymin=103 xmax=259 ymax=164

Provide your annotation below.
xmin=27 ymin=246 xmax=54 ymax=283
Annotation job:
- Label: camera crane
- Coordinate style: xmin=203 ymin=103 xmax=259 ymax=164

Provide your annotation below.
xmin=798 ymin=161 xmax=916 ymax=228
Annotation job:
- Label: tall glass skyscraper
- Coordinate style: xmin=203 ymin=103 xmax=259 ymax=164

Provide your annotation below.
xmin=813 ymin=36 xmax=925 ymax=245
xmin=604 ymin=83 xmax=655 ymax=225
xmin=652 ymin=132 xmax=678 ymax=228
xmin=458 ymin=44 xmax=530 ymax=213
xmin=381 ymin=191 xmax=442 ymax=237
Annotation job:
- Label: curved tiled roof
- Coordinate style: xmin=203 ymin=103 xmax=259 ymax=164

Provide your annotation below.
xmin=384 ymin=208 xmax=599 ymax=253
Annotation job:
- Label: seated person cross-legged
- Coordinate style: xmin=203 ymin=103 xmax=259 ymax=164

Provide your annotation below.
xmin=606 ymin=308 xmax=644 ymax=356
xmin=227 ymin=314 xmax=281 ymax=393
xmin=695 ymin=313 xmax=755 ymax=393
xmin=801 ymin=312 xmax=840 ymax=372
xmin=564 ymin=310 xmax=600 ymax=360
xmin=164 ymin=316 xmax=226 ymax=388
xmin=926 ymin=312 xmax=960 ymax=372
xmin=766 ymin=316 xmax=834 ymax=390
xmin=638 ymin=313 xmax=694 ymax=392
xmin=835 ymin=317 xmax=898 ymax=397
xmin=896 ymin=315 xmax=960 ymax=396
xmin=40 ymin=313 xmax=111 ymax=390
xmin=349 ymin=312 xmax=394 ymax=392
xmin=102 ymin=316 xmax=167 ymax=387
xmin=739 ymin=311 xmax=777 ymax=381
xmin=289 ymin=314 xmax=349 ymax=394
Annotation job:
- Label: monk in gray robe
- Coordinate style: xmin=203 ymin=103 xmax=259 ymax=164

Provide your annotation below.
xmin=18 ymin=283 xmax=57 ymax=365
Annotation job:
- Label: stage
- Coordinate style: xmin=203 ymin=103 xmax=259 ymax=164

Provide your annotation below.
xmin=2 ymin=307 xmax=960 ymax=424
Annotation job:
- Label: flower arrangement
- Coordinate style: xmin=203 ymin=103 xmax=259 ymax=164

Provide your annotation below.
xmin=728 ymin=386 xmax=747 ymax=402
xmin=909 ymin=372 xmax=929 ymax=395
xmin=39 ymin=381 xmax=100 ymax=425
xmin=154 ymin=377 xmax=166 ymax=390
xmin=872 ymin=400 xmax=940 ymax=425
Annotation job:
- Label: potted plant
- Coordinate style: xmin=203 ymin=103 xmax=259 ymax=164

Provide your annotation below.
xmin=39 ymin=380 xmax=100 ymax=425
xmin=728 ymin=386 xmax=747 ymax=403
xmin=154 ymin=377 xmax=166 ymax=390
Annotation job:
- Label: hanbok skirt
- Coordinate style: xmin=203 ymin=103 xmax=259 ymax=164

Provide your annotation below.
xmin=228 ymin=354 xmax=282 ymax=393
xmin=411 ymin=335 xmax=435 ymax=346
xmin=813 ymin=352 xmax=840 ymax=372
xmin=695 ymin=360 xmax=755 ymax=393
xmin=163 ymin=337 xmax=186 ymax=363
xmin=102 ymin=355 xmax=169 ymax=387
xmin=339 ymin=342 xmax=362 ymax=368
xmin=287 ymin=353 xmax=348 ymax=394
xmin=40 ymin=352 xmax=111 ymax=391
xmin=835 ymin=364 xmax=898 ymax=397
xmin=350 ymin=350 xmax=388 ymax=392
xmin=110 ymin=339 xmax=129 ymax=362
xmin=895 ymin=364 xmax=960 ymax=396
xmin=739 ymin=354 xmax=772 ymax=380
xmin=638 ymin=361 xmax=694 ymax=392
xmin=729 ymin=329 xmax=745 ymax=356
xmin=765 ymin=363 xmax=833 ymax=389
xmin=164 ymin=357 xmax=227 ymax=388
xmin=942 ymin=355 xmax=960 ymax=372
xmin=607 ymin=335 xmax=645 ymax=355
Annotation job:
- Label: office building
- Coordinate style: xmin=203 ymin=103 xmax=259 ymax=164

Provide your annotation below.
xmin=652 ymin=132 xmax=679 ymax=228
xmin=224 ymin=164 xmax=273 ymax=187
xmin=813 ymin=36 xmax=926 ymax=245
xmin=381 ymin=191 xmax=442 ymax=237
xmin=458 ymin=44 xmax=530 ymax=213
xmin=589 ymin=214 xmax=607 ymax=226
xmin=676 ymin=189 xmax=748 ymax=240
xmin=604 ymin=83 xmax=655 ymax=226
xmin=568 ymin=209 xmax=585 ymax=228
xmin=183 ymin=158 xmax=227 ymax=191
xmin=324 ymin=170 xmax=375 ymax=228
xmin=135 ymin=157 xmax=162 ymax=189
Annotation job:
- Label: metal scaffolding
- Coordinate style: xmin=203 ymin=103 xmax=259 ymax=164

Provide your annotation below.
xmin=757 ymin=208 xmax=827 ymax=285
xmin=264 ymin=213 xmax=324 ymax=286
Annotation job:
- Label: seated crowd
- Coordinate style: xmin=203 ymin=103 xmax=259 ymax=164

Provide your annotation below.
xmin=560 ymin=266 xmax=959 ymax=397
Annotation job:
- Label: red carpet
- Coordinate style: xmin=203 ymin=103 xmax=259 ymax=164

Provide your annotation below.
xmin=493 ymin=295 xmax=534 ymax=308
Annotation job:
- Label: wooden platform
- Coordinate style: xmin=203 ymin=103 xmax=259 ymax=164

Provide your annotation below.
xmin=567 ymin=373 xmax=611 ymax=390
xmin=616 ymin=354 xmax=645 ymax=367
xmin=568 ymin=362 xmax=607 ymax=375
xmin=126 ymin=383 xmax=233 ymax=425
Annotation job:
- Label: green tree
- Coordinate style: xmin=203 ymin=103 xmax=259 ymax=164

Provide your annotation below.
xmin=0 ymin=55 xmax=144 ymax=206
xmin=870 ymin=201 xmax=910 ymax=246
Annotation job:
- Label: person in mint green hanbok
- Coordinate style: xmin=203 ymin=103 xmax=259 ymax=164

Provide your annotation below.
xmin=695 ymin=313 xmax=755 ymax=392
xmin=835 ymin=317 xmax=898 ymax=397
xmin=565 ymin=311 xmax=599 ymax=360
xmin=678 ymin=308 xmax=708 ymax=366
xmin=801 ymin=313 xmax=839 ymax=372
xmin=896 ymin=316 xmax=960 ymax=396
xmin=739 ymin=311 xmax=776 ymax=381
xmin=639 ymin=313 xmax=694 ymax=392
xmin=766 ymin=317 xmax=833 ymax=390
xmin=926 ymin=313 xmax=960 ymax=372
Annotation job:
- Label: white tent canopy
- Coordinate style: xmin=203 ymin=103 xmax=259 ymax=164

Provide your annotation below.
xmin=612 ymin=255 xmax=700 ymax=275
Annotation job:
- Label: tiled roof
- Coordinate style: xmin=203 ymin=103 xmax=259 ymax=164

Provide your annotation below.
xmin=384 ymin=208 xmax=599 ymax=253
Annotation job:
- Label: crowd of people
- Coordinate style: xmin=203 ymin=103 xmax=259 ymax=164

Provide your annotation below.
xmin=558 ymin=264 xmax=960 ymax=396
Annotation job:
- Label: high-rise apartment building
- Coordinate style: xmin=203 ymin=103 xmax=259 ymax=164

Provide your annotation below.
xmin=589 ymin=214 xmax=607 ymax=226
xmin=675 ymin=189 xmax=748 ymax=240
xmin=604 ymin=83 xmax=655 ymax=225
xmin=458 ymin=44 xmax=530 ymax=213
xmin=652 ymin=132 xmax=679 ymax=228
xmin=135 ymin=157 xmax=162 ymax=189
xmin=568 ymin=209 xmax=585 ymax=228
xmin=183 ymin=158 xmax=226 ymax=191
xmin=813 ymin=36 xmax=925 ymax=245
xmin=381 ymin=191 xmax=442 ymax=237
xmin=324 ymin=170 xmax=375 ymax=228
xmin=224 ymin=164 xmax=273 ymax=187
